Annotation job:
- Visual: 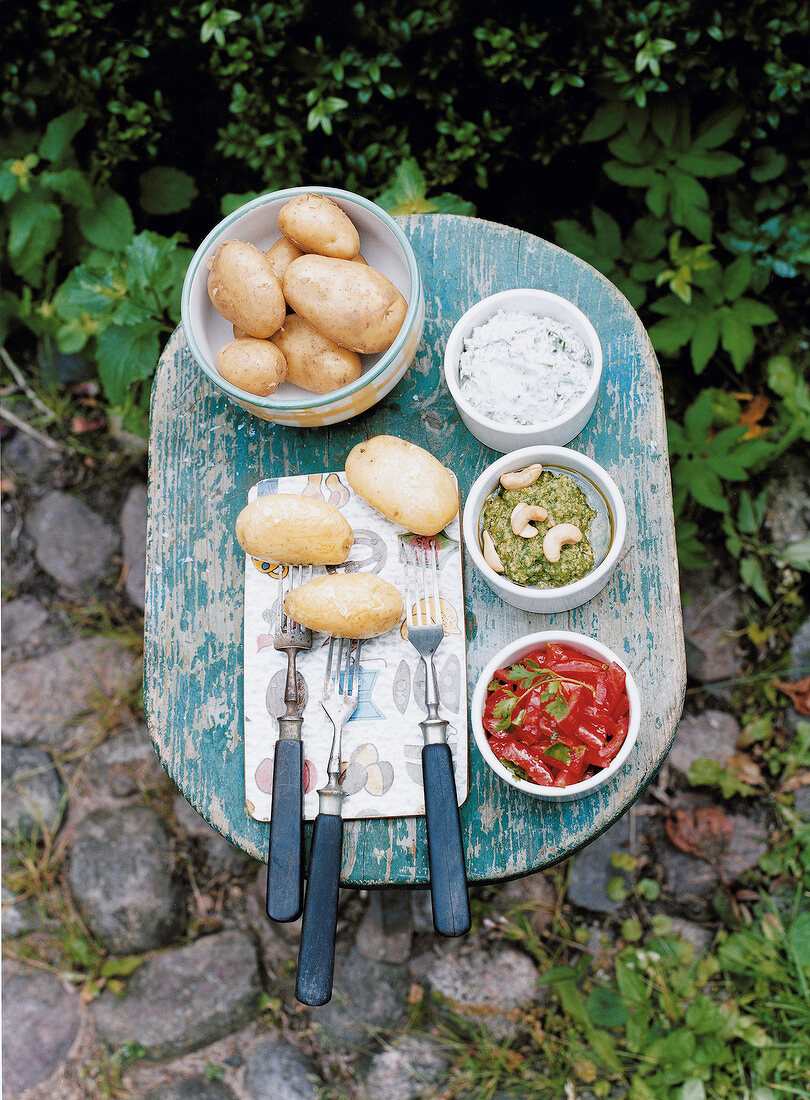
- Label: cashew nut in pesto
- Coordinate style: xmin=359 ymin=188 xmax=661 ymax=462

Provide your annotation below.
xmin=499 ymin=463 xmax=543 ymax=491
xmin=510 ymin=502 xmax=548 ymax=538
xmin=542 ymin=523 xmax=583 ymax=563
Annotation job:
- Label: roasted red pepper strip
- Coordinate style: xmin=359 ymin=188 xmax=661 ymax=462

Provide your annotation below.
xmin=495 ymin=740 xmax=555 ymax=785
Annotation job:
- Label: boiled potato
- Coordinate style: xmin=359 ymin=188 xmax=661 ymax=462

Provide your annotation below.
xmin=271 ymin=315 xmax=361 ymax=394
xmin=207 ymin=240 xmax=285 ymax=338
xmin=278 ymin=193 xmax=360 ymax=259
xmin=345 ymin=435 xmax=458 ymax=536
xmin=235 ymin=495 xmax=353 ymax=565
xmin=265 ymin=236 xmax=303 ymax=281
xmin=283 ymin=256 xmax=407 ymax=354
xmin=284 ymin=573 xmax=403 ymax=639
xmin=217 ymin=338 xmax=287 ymax=397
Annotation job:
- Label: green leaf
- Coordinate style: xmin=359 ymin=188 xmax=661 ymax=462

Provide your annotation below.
xmin=7 ymin=193 xmax=62 ymax=286
xmin=39 ymin=168 xmax=94 ymax=209
xmin=788 ymin=912 xmax=810 ymax=966
xmin=740 ymin=557 xmax=772 ymax=604
xmin=688 ymin=757 xmax=758 ymax=797
xmin=689 ymin=465 xmax=729 ymax=512
xmin=581 ymin=101 xmax=626 ymax=142
xmin=737 ymin=490 xmax=759 ymax=535
xmin=53 ymin=264 xmax=122 ymax=320
xmin=648 ymin=315 xmax=695 ymax=355
xmin=773 ymin=538 xmax=810 ymax=571
xmin=586 ymin=986 xmax=628 ymax=1028
xmin=720 ymin=312 xmax=755 ymax=371
xmin=650 ymin=101 xmax=677 ymax=146
xmin=690 ymin=312 xmax=721 ymax=373
xmin=95 ymin=322 xmax=160 ymax=405
xmin=99 ymin=955 xmax=143 ymax=978
xmin=139 ymin=167 xmax=198 ymax=215
xmin=603 ymin=161 xmax=658 ymax=188
xmin=591 ymin=206 xmax=622 ymax=257
xmin=734 ymin=298 xmax=777 ymax=325
xmin=723 ymin=255 xmax=753 ymax=299
xmin=678 ymin=150 xmax=743 ymax=178
xmin=607 ymin=132 xmax=652 ymax=166
xmin=78 ymin=191 xmax=135 ymax=251
xmin=38 ymin=108 xmax=87 ymax=163
xmin=694 ymin=107 xmax=744 ymax=149
xmin=220 ymin=191 xmax=261 ymax=217
xmin=684 ymin=391 xmax=715 ymax=442
xmin=679 ymin=200 xmax=713 ymax=242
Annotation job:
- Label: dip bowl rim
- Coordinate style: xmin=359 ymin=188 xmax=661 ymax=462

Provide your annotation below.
xmin=462 ymin=444 xmax=627 ymax=613
xmin=471 ymin=629 xmax=641 ymax=801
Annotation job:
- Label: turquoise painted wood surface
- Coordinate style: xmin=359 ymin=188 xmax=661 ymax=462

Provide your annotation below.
xmin=145 ymin=214 xmax=686 ymax=886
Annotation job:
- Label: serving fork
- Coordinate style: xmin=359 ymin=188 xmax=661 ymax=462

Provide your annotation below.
xmin=404 ymin=539 xmax=471 ymax=937
xmin=267 ymin=564 xmax=313 ymax=923
xmin=296 ymin=635 xmax=362 ymax=1006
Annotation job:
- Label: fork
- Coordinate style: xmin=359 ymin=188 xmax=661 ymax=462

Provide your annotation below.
xmin=404 ymin=539 xmax=471 ymax=937
xmin=296 ymin=636 xmax=362 ymax=1006
xmin=267 ymin=564 xmax=313 ymax=923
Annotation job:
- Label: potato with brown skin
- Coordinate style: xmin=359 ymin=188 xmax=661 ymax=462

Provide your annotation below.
xmin=235 ymin=495 xmax=353 ymax=565
xmin=264 ymin=236 xmax=303 ymax=281
xmin=271 ymin=315 xmax=361 ymax=394
xmin=278 ymin=193 xmax=360 ymax=259
xmin=217 ymin=338 xmax=287 ymax=397
xmin=207 ymin=240 xmax=285 ymax=338
xmin=283 ymin=573 xmax=403 ymax=638
xmin=283 ymin=256 xmax=408 ymax=354
xmin=345 ymin=435 xmax=458 ymax=536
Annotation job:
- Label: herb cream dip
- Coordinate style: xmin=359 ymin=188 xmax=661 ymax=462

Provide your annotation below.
xmin=458 ymin=309 xmax=592 ymax=426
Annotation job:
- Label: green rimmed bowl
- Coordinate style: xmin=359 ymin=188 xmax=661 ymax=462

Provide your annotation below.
xmin=181 ymin=187 xmax=424 ymax=427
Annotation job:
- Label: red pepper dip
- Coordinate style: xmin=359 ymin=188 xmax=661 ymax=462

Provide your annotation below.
xmin=482 ymin=642 xmax=631 ymax=787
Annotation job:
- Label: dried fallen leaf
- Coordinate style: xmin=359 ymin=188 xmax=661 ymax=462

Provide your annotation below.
xmin=665 ymin=807 xmax=734 ymax=865
xmin=772 ymin=676 xmax=810 ymax=716
xmin=779 ymin=770 xmax=810 ymax=794
xmin=726 ymin=753 xmax=766 ymax=788
xmin=408 ymin=982 xmax=424 ymax=1005
xmin=70 ymin=416 xmax=105 ymax=434
xmin=737 ymin=393 xmax=771 ymax=439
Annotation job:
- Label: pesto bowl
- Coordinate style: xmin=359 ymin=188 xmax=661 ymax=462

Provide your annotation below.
xmin=443 ymin=288 xmax=603 ymax=453
xmin=471 ymin=630 xmax=641 ymax=802
xmin=181 ymin=186 xmax=424 ymax=427
xmin=462 ymin=445 xmax=627 ymax=614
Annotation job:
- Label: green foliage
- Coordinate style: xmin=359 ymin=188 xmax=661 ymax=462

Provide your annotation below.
xmin=650 ymin=254 xmax=777 ymax=373
xmin=1 ymin=112 xmax=191 ymax=430
xmin=553 ymin=208 xmax=666 ymax=309
xmin=601 ymin=99 xmax=743 ymax=241
xmin=376 ymin=158 xmax=476 ymax=216
xmin=667 ymin=392 xmax=773 ymax=515
xmin=687 ymin=757 xmax=760 ymax=798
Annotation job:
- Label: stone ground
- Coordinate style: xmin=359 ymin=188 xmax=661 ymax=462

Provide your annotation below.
xmin=2 ymin=431 xmax=809 ymax=1099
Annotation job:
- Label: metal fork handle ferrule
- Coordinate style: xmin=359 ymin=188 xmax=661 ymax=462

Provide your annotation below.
xmin=420 ymin=713 xmax=449 ymax=745
xmin=317 ymin=787 xmax=345 ymax=817
xmin=278 ymin=715 xmax=304 ymax=741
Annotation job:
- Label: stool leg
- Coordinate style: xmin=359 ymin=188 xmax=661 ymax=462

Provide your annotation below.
xmin=355 ymin=888 xmax=413 ymax=963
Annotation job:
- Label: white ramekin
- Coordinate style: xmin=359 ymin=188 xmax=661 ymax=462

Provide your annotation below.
xmin=443 ymin=288 xmax=603 ymax=452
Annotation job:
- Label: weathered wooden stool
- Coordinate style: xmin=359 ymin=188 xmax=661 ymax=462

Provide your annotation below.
xmin=145 ymin=214 xmax=685 ymax=888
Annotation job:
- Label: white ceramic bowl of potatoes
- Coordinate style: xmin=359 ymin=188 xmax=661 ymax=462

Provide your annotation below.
xmin=182 ymin=187 xmax=425 ymax=427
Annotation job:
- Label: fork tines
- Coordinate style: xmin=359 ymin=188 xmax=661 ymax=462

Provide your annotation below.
xmin=323 ymin=636 xmax=362 ymax=701
xmin=275 ymin=565 xmax=314 ymax=641
xmin=404 ymin=538 xmax=441 ymax=629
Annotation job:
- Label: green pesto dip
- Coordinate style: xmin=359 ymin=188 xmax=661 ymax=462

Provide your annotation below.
xmin=482 ymin=470 xmax=596 ymax=588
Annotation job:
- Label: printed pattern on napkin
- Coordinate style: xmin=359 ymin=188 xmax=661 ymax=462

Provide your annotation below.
xmin=243 ymin=471 xmax=468 ymax=822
